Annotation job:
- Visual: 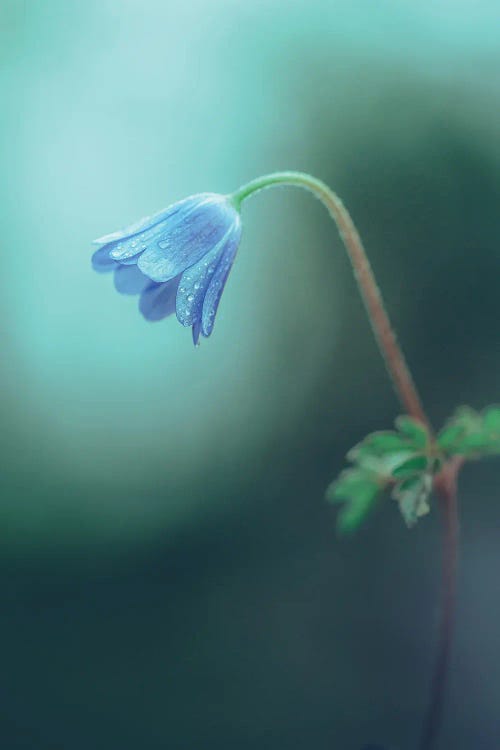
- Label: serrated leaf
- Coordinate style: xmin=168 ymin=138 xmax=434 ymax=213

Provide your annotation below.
xmin=395 ymin=415 xmax=429 ymax=449
xmin=391 ymin=454 xmax=429 ymax=479
xmin=437 ymin=423 xmax=468 ymax=451
xmin=348 ymin=431 xmax=413 ymax=462
xmin=326 ymin=468 xmax=374 ymax=503
xmin=438 ymin=405 xmax=500 ymax=459
xmin=393 ymin=474 xmax=432 ymax=527
xmin=326 ymin=468 xmax=382 ymax=533
xmin=483 ymin=406 xmax=500 ymax=434
xmin=355 ymin=450 xmax=418 ymax=477
xmin=455 ymin=433 xmax=498 ymax=453
xmin=328 ymin=412 xmax=443 ymax=534
xmin=337 ymin=489 xmax=380 ymax=534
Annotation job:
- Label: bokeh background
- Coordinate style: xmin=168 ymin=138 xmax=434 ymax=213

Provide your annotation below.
xmin=1 ymin=1 xmax=500 ymax=747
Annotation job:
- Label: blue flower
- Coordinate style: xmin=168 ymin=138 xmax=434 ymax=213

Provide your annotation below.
xmin=92 ymin=193 xmax=242 ymax=345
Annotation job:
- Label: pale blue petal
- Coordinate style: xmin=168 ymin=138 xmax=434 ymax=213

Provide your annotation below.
xmin=113 ymin=265 xmax=150 ymax=295
xmin=117 ymin=256 xmax=141 ymax=266
xmin=192 ymin=321 xmax=201 ymax=346
xmin=139 ymin=277 xmax=181 ymax=321
xmin=137 ymin=195 xmax=238 ymax=283
xmin=91 ymin=191 xmax=242 ymax=342
xmin=92 ymin=246 xmax=116 ymax=273
xmin=108 ymin=195 xmax=209 ymax=264
xmin=201 ymin=225 xmax=241 ymax=337
xmin=93 ymin=201 xmax=187 ymax=245
xmin=174 ymin=229 xmax=232 ymax=328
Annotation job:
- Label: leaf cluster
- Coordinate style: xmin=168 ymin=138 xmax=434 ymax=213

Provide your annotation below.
xmin=437 ymin=405 xmax=500 ymax=458
xmin=326 ymin=405 xmax=500 ymax=535
xmin=326 ymin=416 xmax=435 ymax=533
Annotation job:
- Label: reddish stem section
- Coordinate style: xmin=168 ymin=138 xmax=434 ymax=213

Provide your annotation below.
xmin=419 ymin=458 xmax=462 ymax=750
xmin=233 ymin=172 xmax=430 ymax=428
xmin=234 ymin=172 xmax=459 ymax=750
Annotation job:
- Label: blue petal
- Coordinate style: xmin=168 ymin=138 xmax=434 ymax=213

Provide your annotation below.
xmin=118 ymin=256 xmax=141 ymax=266
xmin=139 ymin=277 xmax=181 ymax=321
xmin=192 ymin=321 xmax=201 ymax=346
xmin=93 ymin=202 xmax=187 ymax=245
xmin=106 ymin=196 xmax=206 ymax=265
xmin=94 ymin=197 xmax=200 ymax=266
xmin=175 ymin=220 xmax=242 ymax=330
xmin=113 ymin=265 xmax=150 ymax=295
xmin=92 ymin=246 xmax=117 ymax=273
xmin=137 ymin=195 xmax=239 ymax=283
xmin=201 ymin=224 xmax=241 ymax=337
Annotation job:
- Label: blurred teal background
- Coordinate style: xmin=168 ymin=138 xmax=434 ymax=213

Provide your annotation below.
xmin=1 ymin=1 xmax=500 ymax=748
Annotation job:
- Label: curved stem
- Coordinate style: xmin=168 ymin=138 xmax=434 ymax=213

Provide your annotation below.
xmin=232 ymin=171 xmax=430 ymax=428
xmin=419 ymin=458 xmax=461 ymax=750
xmin=234 ymin=172 xmax=461 ymax=749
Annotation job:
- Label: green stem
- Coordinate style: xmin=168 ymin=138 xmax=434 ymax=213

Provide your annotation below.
xmin=232 ymin=171 xmax=430 ymax=428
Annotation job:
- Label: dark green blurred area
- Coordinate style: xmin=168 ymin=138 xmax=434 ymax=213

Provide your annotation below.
xmin=1 ymin=1 xmax=500 ymax=748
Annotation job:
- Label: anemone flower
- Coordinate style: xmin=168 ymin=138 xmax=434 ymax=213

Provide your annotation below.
xmin=92 ymin=193 xmax=242 ymax=345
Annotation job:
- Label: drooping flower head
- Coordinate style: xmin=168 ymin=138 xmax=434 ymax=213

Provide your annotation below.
xmin=92 ymin=193 xmax=242 ymax=345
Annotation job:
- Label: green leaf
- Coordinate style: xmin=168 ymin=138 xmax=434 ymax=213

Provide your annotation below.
xmin=395 ymin=415 xmax=429 ymax=449
xmin=436 ymin=423 xmax=468 ymax=452
xmin=437 ymin=404 xmax=500 ymax=459
xmin=392 ymin=474 xmax=432 ymax=527
xmin=456 ymin=433 xmax=498 ymax=453
xmin=483 ymin=406 xmax=500 ymax=434
xmin=328 ymin=412 xmax=441 ymax=534
xmin=347 ymin=431 xmax=412 ymax=462
xmin=326 ymin=468 xmax=381 ymax=534
xmin=391 ymin=454 xmax=429 ymax=479
xmin=354 ymin=450 xmax=418 ymax=477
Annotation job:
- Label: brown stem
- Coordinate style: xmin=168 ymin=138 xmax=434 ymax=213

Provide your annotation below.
xmin=233 ymin=172 xmax=430 ymax=428
xmin=318 ymin=189 xmax=430 ymax=429
xmin=419 ymin=457 xmax=462 ymax=750
xmin=233 ymin=173 xmax=461 ymax=749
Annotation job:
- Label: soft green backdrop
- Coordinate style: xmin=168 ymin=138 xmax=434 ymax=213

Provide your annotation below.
xmin=1 ymin=1 xmax=500 ymax=748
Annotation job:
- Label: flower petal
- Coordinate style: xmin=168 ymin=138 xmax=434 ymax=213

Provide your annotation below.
xmin=192 ymin=321 xmax=201 ymax=346
xmin=137 ymin=195 xmax=238 ymax=283
xmin=93 ymin=202 xmax=187 ymax=245
xmin=201 ymin=225 xmax=241 ymax=337
xmin=92 ymin=246 xmax=117 ymax=273
xmin=106 ymin=196 xmax=208 ymax=265
xmin=175 ymin=220 xmax=241 ymax=328
xmin=139 ymin=277 xmax=181 ymax=321
xmin=113 ymin=264 xmax=150 ymax=295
